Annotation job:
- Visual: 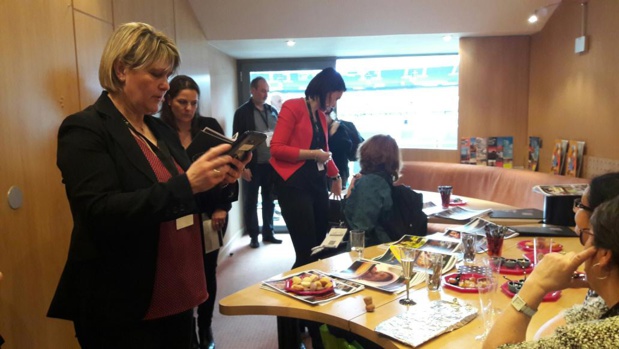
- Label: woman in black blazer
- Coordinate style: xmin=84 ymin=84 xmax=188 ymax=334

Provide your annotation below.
xmin=47 ymin=23 xmax=248 ymax=348
xmin=161 ymin=75 xmax=236 ymax=349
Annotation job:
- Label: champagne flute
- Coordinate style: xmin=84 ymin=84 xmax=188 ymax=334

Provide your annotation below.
xmin=398 ymin=246 xmax=418 ymax=305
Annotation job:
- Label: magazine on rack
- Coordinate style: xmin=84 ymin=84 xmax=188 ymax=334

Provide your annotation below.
xmin=532 ymin=184 xmax=588 ymax=196
xmin=444 ymin=218 xmax=518 ymax=253
xmin=261 ymin=269 xmax=365 ymax=305
xmin=375 ymin=299 xmax=478 ymax=348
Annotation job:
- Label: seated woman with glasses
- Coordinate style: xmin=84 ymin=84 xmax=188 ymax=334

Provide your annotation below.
xmin=527 ymin=172 xmax=619 ymax=340
xmin=483 ymin=194 xmax=619 ymax=349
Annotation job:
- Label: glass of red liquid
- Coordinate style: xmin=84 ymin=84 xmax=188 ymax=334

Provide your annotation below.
xmin=485 ymin=233 xmax=504 ymax=257
xmin=438 ymin=185 xmax=453 ymax=208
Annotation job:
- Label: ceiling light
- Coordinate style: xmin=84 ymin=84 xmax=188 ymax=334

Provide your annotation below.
xmin=286 ymin=40 xmax=296 ymax=47
xmin=442 ymin=35 xmax=452 ymax=42
xmin=528 ymin=2 xmax=560 ymax=24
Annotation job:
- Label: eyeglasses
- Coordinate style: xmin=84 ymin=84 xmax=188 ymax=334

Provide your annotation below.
xmin=573 ymin=198 xmax=593 ymax=213
xmin=579 ymin=228 xmax=594 ymax=246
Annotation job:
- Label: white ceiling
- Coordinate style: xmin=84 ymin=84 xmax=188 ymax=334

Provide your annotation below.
xmin=187 ymin=0 xmax=561 ymax=59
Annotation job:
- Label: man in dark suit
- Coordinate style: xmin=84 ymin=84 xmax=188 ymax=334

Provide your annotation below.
xmin=233 ymin=77 xmax=282 ymax=248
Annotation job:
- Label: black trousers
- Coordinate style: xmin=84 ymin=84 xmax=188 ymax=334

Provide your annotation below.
xmin=197 ymin=249 xmax=219 ymax=334
xmin=74 ymin=309 xmax=193 ymax=349
xmin=242 ymin=163 xmax=276 ymax=239
xmin=277 ymin=183 xmax=329 ymax=269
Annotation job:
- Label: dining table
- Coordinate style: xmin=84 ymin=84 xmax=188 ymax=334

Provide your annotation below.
xmin=219 ymin=235 xmax=587 ymax=348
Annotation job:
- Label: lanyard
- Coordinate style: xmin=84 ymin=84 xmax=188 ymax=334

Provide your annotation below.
xmin=306 ymin=99 xmax=325 ymax=148
xmin=121 ymin=116 xmax=180 ymax=177
xmin=256 ymin=106 xmax=270 ymax=129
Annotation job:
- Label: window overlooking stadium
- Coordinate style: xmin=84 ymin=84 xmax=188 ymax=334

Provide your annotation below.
xmin=248 ymin=54 xmax=459 ymax=150
xmin=335 ymin=55 xmax=459 ymax=150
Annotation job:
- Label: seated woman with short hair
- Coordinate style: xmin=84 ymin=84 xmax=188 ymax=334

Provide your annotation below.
xmin=483 ymin=194 xmax=619 ymax=349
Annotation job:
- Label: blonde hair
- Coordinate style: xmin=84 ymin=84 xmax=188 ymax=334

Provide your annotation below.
xmin=99 ymin=22 xmax=180 ymax=92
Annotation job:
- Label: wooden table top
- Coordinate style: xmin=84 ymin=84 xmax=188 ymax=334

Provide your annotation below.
xmin=219 ymin=236 xmax=586 ymax=348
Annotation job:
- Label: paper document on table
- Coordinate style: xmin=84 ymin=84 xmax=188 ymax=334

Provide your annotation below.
xmin=432 ymin=206 xmax=491 ymax=221
xmin=375 ymin=300 xmax=477 ymax=347
xmin=261 ymin=269 xmax=364 ymax=305
xmin=373 ymin=246 xmax=457 ymax=276
xmin=330 ymin=260 xmax=413 ymax=293
xmin=422 ymin=201 xmax=448 ymax=216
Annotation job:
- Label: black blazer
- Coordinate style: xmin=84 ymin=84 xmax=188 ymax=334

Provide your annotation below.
xmin=48 ymin=92 xmax=202 ymax=324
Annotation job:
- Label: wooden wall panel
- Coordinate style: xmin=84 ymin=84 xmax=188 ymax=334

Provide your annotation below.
xmin=529 ymin=0 xmax=619 ymax=173
xmin=73 ymin=0 xmax=113 ymax=23
xmin=458 ymin=36 xmax=531 ymax=168
xmin=0 ymin=1 xmax=80 ymax=348
xmin=113 ymin=0 xmax=175 ymax=39
xmin=74 ymin=11 xmax=113 ymax=108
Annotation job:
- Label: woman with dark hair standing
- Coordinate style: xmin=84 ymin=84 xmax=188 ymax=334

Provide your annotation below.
xmin=270 ymin=67 xmax=346 ymax=349
xmin=270 ymin=67 xmax=346 ymax=270
xmin=161 ymin=75 xmax=238 ymax=349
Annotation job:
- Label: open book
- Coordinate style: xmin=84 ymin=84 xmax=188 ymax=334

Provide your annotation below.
xmin=185 ymin=127 xmax=267 ymax=162
xmin=330 ymin=260 xmax=412 ymax=293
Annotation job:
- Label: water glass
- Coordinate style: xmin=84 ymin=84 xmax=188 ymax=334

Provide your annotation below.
xmin=473 ymin=255 xmax=500 ymax=341
xmin=533 ymin=237 xmax=554 ymax=265
xmin=461 ymin=232 xmax=476 ymax=264
xmin=349 ymin=230 xmax=365 ymax=261
xmin=426 ymin=253 xmax=443 ymax=291
xmin=438 ymin=185 xmax=453 ymax=208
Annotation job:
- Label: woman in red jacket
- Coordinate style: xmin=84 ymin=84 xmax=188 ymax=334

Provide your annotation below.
xmin=270 ymin=67 xmax=346 ymax=270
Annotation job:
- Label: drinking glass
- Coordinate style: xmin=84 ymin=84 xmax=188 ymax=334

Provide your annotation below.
xmin=398 ymin=246 xmax=418 ymax=305
xmin=533 ymin=237 xmax=554 ymax=265
xmin=461 ymin=232 xmax=476 ymax=264
xmin=438 ymin=185 xmax=453 ymax=208
xmin=472 ymin=255 xmax=501 ymax=341
xmin=484 ymin=228 xmax=504 ymax=257
xmin=349 ymin=230 xmax=365 ymax=261
xmin=426 ymin=253 xmax=443 ymax=291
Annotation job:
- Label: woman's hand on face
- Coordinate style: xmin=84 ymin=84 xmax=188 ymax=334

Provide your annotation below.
xmin=525 ymin=247 xmax=597 ymax=294
xmin=186 ymin=144 xmax=233 ymax=193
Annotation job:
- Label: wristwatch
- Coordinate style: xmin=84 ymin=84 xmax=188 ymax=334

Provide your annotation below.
xmin=511 ymin=294 xmax=537 ymax=317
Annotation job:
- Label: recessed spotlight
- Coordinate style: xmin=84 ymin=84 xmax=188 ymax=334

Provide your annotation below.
xmin=442 ymin=35 xmax=452 ymax=42
xmin=528 ymin=14 xmax=539 ymax=23
xmin=286 ymin=40 xmax=296 ymax=47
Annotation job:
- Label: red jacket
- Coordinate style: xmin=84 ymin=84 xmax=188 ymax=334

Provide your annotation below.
xmin=270 ymin=98 xmax=338 ymax=181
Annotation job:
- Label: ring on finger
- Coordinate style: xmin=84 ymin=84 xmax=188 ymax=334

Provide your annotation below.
xmin=213 ymin=168 xmax=221 ymax=174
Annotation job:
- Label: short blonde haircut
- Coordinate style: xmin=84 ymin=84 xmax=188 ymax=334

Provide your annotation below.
xmin=99 ymin=22 xmax=180 ymax=93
